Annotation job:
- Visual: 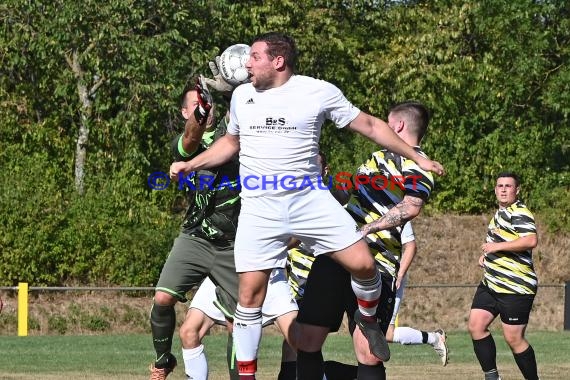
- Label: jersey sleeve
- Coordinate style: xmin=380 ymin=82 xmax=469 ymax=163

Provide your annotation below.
xmin=401 ymin=155 xmax=434 ymax=201
xmin=226 ymin=87 xmax=240 ymax=136
xmin=171 ymin=134 xmax=206 ymax=162
xmin=511 ymin=205 xmax=537 ymax=237
xmin=400 ymin=222 xmax=415 ymax=245
xmin=321 ymin=81 xmax=360 ymax=129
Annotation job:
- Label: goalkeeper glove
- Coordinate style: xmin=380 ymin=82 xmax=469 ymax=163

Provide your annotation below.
xmin=194 ymin=75 xmax=213 ymax=125
xmin=202 ymin=56 xmax=235 ymax=93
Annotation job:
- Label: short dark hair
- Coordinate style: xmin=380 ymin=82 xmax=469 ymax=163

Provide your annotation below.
xmin=179 ymin=76 xmax=202 ymax=108
xmin=389 ymin=101 xmax=430 ymax=141
xmin=318 ymin=150 xmax=328 ymax=167
xmin=496 ymin=171 xmax=520 ymax=187
xmin=252 ymin=32 xmax=298 ymax=71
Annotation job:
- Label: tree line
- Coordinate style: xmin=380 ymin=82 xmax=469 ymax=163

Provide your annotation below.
xmin=1 ymin=0 xmax=568 ymax=286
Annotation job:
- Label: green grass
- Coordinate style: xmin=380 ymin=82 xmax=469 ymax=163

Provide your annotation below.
xmin=0 ymin=331 xmax=569 ymax=379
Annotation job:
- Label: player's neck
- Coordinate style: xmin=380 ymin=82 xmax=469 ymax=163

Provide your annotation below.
xmin=270 ymin=72 xmax=293 ymax=89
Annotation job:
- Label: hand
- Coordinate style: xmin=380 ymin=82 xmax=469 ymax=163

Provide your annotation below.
xmin=481 ymin=242 xmax=498 ymax=255
xmin=194 ymin=76 xmax=213 ymax=125
xmin=417 ymin=157 xmax=445 ymax=176
xmin=169 ymin=161 xmax=193 ymax=180
xmin=359 ymin=223 xmax=371 ymax=237
xmin=478 ymin=253 xmax=486 ymax=268
xmin=202 ymin=56 xmax=235 ymax=93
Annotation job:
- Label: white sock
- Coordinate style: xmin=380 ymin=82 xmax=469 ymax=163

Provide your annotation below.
xmin=233 ymin=304 xmax=262 ymax=373
xmin=393 ymin=327 xmax=424 ymax=345
xmin=182 ymin=344 xmax=208 ymax=380
xmin=351 ymin=273 xmax=381 ymax=317
xmin=427 ymin=331 xmax=437 ymax=345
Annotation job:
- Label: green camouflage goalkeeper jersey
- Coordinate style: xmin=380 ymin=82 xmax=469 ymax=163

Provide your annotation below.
xmin=345 ymin=147 xmax=434 ymax=277
xmin=482 ymin=200 xmax=537 ymax=295
xmin=171 ymin=117 xmax=240 ymax=241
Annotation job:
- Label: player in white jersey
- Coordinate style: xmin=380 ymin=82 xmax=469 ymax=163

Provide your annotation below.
xmin=170 ymin=32 xmax=444 ymax=379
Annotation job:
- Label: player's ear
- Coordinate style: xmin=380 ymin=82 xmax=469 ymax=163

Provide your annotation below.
xmin=181 ymin=107 xmax=191 ymax=120
xmin=273 ymin=55 xmax=286 ymax=70
xmin=397 ymin=120 xmax=405 ymax=133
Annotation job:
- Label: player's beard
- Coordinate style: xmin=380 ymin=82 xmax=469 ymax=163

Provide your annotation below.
xmin=250 ymin=70 xmax=274 ymax=90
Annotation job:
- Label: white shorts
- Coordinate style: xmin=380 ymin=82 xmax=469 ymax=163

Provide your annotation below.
xmin=189 ymin=268 xmax=298 ymax=326
xmin=234 ymin=189 xmax=362 ymax=272
xmin=390 ymin=274 xmax=408 ymax=325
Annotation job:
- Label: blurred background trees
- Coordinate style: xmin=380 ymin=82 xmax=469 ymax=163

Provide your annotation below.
xmin=1 ymin=0 xmax=568 ymax=285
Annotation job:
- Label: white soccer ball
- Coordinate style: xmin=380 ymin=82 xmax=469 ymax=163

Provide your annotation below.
xmin=219 ymin=44 xmax=251 ymax=86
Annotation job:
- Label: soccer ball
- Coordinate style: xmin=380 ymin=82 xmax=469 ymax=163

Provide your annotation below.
xmin=218 ymin=44 xmax=251 ymax=86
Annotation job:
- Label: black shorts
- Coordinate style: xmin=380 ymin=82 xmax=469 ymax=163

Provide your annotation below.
xmin=297 ymin=254 xmax=395 ymax=334
xmin=471 ymin=284 xmax=535 ymax=325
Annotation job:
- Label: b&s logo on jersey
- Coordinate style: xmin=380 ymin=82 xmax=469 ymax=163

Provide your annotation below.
xmin=266 ymin=117 xmax=285 ymax=126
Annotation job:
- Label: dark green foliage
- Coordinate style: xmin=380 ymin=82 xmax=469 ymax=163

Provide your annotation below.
xmin=81 ymin=315 xmax=110 ymax=332
xmin=48 ymin=315 xmax=68 ymax=335
xmin=1 ymin=0 xmax=568 ymax=286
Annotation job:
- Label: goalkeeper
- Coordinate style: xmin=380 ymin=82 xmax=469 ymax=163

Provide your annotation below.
xmin=148 ymin=64 xmax=241 ymax=380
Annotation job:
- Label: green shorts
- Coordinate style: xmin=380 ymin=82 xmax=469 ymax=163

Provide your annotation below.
xmin=155 ymin=233 xmax=238 ymax=303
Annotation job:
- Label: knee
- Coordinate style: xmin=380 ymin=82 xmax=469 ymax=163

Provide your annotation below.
xmin=154 ymin=291 xmax=177 ymax=306
xmin=238 ymin=284 xmax=267 ymax=307
xmin=467 ymin=319 xmax=478 ymax=337
xmin=349 ymin=252 xmax=377 ymax=279
xmin=467 ymin=316 xmax=488 ymax=338
xmin=179 ymin=321 xmax=201 ymax=348
xmin=345 ymin=259 xmax=376 ymax=280
xmin=503 ymin=332 xmax=526 ymax=351
xmin=295 ymin=324 xmax=329 ymax=352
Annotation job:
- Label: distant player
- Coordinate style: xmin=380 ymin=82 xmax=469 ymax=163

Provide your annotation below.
xmin=468 ymin=172 xmax=539 ymax=380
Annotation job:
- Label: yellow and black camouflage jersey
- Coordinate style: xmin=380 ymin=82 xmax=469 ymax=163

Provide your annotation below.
xmin=287 ymin=244 xmax=316 ymax=301
xmin=344 ymin=147 xmax=434 ymax=277
xmin=483 ymin=200 xmax=537 ymax=295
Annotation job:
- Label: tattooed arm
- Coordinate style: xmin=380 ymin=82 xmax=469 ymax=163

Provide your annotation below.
xmin=360 ymin=195 xmax=425 ymax=235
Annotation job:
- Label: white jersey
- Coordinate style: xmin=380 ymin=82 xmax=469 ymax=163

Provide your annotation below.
xmin=401 ymin=222 xmax=415 ymax=246
xmin=228 ymin=75 xmax=360 ymax=198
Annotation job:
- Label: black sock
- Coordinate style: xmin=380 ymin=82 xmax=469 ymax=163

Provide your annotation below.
xmin=357 ymin=362 xmax=386 ymax=380
xmin=278 ymin=361 xmax=297 ymax=380
xmin=296 ymin=350 xmax=324 ymax=380
xmin=513 ymin=345 xmax=539 ymax=380
xmin=323 ymin=360 xmax=358 ymax=380
xmin=227 ymin=333 xmax=240 ymax=380
xmin=150 ymin=303 xmax=176 ymax=366
xmin=473 ymin=334 xmax=498 ymax=373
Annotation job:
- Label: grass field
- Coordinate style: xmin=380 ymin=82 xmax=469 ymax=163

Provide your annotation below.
xmin=1 ymin=330 xmax=569 ymax=379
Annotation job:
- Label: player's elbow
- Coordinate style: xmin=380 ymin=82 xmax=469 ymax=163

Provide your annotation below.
xmin=404 ymin=204 xmax=422 ymax=221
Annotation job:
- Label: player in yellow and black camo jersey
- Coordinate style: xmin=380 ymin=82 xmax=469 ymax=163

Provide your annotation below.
xmin=287 ymin=244 xmax=314 ymax=301
xmin=342 ymin=101 xmax=438 ymax=379
xmin=469 ymin=172 xmax=539 ymax=380
xmin=345 ymin=147 xmax=434 ymax=280
xmin=483 ymin=199 xmax=537 ymax=294
xmin=296 ymin=102 xmax=440 ymax=380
